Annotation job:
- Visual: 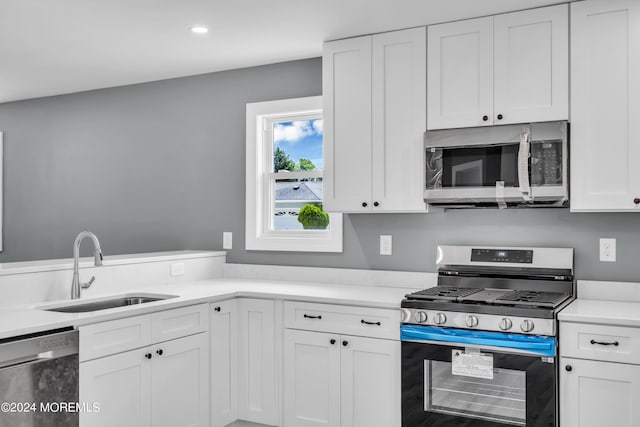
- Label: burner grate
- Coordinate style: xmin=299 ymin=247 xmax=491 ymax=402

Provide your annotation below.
xmin=406 ymin=287 xmax=482 ymax=301
xmin=495 ymin=290 xmax=570 ymax=308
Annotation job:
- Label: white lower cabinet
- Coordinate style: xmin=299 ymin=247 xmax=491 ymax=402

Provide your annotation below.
xmin=210 ymin=300 xmax=239 ymax=427
xmin=80 ymin=346 xmax=151 ymax=427
xmin=80 ymin=332 xmax=209 ymax=427
xmin=560 ymin=320 xmax=640 ymax=427
xmin=560 ymin=358 xmax=640 ymax=427
xmin=284 ymin=329 xmax=400 ymax=427
xmin=79 ymin=304 xmax=210 ymax=427
xmin=151 ymin=333 xmax=210 ymax=427
xmin=237 ymin=298 xmax=277 ymax=425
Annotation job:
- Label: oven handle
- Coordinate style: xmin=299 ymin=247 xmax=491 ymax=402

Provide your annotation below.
xmin=400 ymin=325 xmax=556 ymax=357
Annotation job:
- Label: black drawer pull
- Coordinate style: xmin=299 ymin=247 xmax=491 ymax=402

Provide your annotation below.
xmin=330 ymin=339 xmax=336 ymax=345
xmin=361 ymin=319 xmax=381 ymax=326
xmin=590 ymin=339 xmax=619 ymax=346
xmin=304 ymin=314 xmax=322 ymax=320
xmin=214 ymin=306 xmax=221 ymax=312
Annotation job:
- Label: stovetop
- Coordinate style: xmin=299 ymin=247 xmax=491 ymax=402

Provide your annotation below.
xmin=405 ymin=286 xmax=570 ymax=309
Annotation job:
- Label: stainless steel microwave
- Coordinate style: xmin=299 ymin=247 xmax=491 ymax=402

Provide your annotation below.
xmin=424 ymin=121 xmax=568 ymax=208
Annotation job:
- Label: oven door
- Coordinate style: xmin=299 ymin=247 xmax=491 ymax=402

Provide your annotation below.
xmin=401 ymin=326 xmax=556 ymax=427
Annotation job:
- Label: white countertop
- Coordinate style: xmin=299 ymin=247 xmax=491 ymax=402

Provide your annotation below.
xmin=558 ymin=280 xmax=640 ymax=327
xmin=0 ymin=278 xmax=417 ymax=340
xmin=558 ymin=299 xmax=640 ymax=327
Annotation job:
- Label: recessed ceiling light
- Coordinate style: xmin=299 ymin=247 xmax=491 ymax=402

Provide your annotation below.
xmin=191 ymin=26 xmax=209 ymax=34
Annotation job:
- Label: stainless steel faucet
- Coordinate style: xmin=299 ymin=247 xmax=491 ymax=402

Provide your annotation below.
xmin=70 ymin=231 xmax=103 ymax=299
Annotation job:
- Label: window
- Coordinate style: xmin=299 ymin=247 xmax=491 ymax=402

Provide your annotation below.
xmin=245 ymin=96 xmax=342 ymax=252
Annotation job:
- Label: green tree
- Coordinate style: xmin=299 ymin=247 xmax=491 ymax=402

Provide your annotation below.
xmin=274 ymin=147 xmax=295 ymax=172
xmin=298 ymin=158 xmax=316 ymax=171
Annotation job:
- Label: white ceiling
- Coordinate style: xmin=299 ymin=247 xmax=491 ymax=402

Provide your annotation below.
xmin=0 ymin=0 xmax=568 ymax=103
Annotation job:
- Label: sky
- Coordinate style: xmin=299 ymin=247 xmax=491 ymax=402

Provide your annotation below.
xmin=273 ymin=119 xmax=323 ymax=169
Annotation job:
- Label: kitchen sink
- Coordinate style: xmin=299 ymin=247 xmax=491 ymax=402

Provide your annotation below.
xmin=42 ymin=294 xmax=178 ymax=313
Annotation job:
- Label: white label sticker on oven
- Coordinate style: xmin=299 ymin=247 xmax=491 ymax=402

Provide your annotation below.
xmin=451 ymin=350 xmax=494 ymax=379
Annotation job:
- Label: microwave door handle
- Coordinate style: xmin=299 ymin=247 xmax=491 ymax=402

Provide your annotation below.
xmin=518 ymin=130 xmax=533 ymax=201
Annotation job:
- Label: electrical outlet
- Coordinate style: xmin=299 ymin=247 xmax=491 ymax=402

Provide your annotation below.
xmin=223 ymin=232 xmax=233 ymax=250
xmin=170 ymin=262 xmax=185 ymax=276
xmin=599 ymin=238 xmax=616 ymax=262
xmin=380 ymin=235 xmax=392 ymax=256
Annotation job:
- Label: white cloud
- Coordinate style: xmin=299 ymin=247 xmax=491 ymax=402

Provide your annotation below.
xmin=274 ymin=120 xmax=322 ymax=143
xmin=312 ymin=119 xmax=323 ymax=135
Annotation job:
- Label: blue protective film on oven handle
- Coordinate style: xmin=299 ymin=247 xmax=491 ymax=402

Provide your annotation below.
xmin=400 ymin=325 xmax=556 ymax=357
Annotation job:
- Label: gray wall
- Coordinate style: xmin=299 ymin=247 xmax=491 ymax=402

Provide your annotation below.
xmin=0 ymin=58 xmax=639 ymax=282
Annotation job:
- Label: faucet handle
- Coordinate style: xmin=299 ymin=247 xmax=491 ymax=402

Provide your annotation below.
xmin=82 ymin=276 xmax=96 ymax=289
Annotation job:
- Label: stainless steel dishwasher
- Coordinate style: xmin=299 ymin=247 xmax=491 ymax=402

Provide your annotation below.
xmin=0 ymin=328 xmax=79 ymax=427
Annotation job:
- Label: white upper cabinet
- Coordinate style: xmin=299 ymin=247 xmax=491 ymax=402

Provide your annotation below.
xmin=494 ymin=5 xmax=568 ymax=124
xmin=428 ymin=17 xmax=494 ymax=129
xmin=323 ymin=36 xmax=373 ymax=213
xmin=371 ymin=28 xmax=427 ymax=212
xmin=427 ymin=4 xmax=568 ymax=129
xmin=324 ymin=27 xmax=427 ymax=213
xmin=570 ymin=0 xmax=640 ymax=211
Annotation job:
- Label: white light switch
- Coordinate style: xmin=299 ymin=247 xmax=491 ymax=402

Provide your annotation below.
xmin=223 ymin=232 xmax=233 ymax=250
xmin=170 ymin=262 xmax=185 ymax=276
xmin=599 ymin=238 xmax=616 ymax=262
xmin=380 ymin=235 xmax=392 ymax=256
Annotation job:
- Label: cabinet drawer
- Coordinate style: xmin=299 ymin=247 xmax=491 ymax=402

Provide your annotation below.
xmin=284 ymin=301 xmax=400 ymax=340
xmin=560 ymin=322 xmax=640 ymax=364
xmin=80 ymin=314 xmax=152 ymax=362
xmin=151 ymin=304 xmax=209 ymax=343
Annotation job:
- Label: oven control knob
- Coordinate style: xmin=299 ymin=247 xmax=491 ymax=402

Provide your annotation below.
xmin=499 ymin=318 xmax=513 ymax=331
xmin=434 ymin=313 xmax=447 ymax=325
xmin=466 ymin=315 xmax=479 ymax=328
xmin=520 ymin=319 xmax=535 ymax=333
xmin=415 ymin=311 xmax=428 ymax=323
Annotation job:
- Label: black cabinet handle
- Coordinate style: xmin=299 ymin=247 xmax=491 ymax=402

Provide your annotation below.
xmin=565 ymin=365 xmax=572 ymax=372
xmin=497 ymin=114 xmax=504 ymax=120
xmin=373 ymin=201 xmax=379 ymax=207
xmin=362 ymin=202 xmax=368 ymax=208
xmin=342 ymin=340 xmax=349 ymax=347
xmin=330 ymin=339 xmax=336 ymax=345
xmin=214 ymin=306 xmax=221 ymax=312
xmin=634 ymin=198 xmax=640 ymax=205
xmin=303 ymin=314 xmax=322 ymax=320
xmin=590 ymin=339 xmax=619 ymax=346
xmin=145 ymin=353 xmax=152 ymax=360
xmin=482 ymin=115 xmax=489 ymax=121
xmin=156 ymin=349 xmax=164 ymax=356
xmin=361 ymin=319 xmax=381 ymax=326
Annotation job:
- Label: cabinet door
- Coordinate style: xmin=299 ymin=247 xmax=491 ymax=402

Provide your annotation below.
xmin=494 ymin=4 xmax=568 ymax=125
xmin=561 ymin=357 xmax=640 ymax=427
xmin=237 ymin=298 xmax=277 ymax=425
xmin=210 ymin=300 xmax=238 ymax=427
xmin=79 ymin=348 xmax=152 ymax=427
xmin=427 ymin=17 xmax=494 ymax=129
xmin=283 ymin=329 xmax=341 ymax=427
xmin=371 ymin=27 xmax=427 ymax=212
xmin=340 ymin=337 xmax=401 ymax=427
xmin=151 ymin=333 xmax=209 ymax=427
xmin=323 ymin=36 xmax=373 ymax=212
xmin=571 ymin=0 xmax=640 ymax=211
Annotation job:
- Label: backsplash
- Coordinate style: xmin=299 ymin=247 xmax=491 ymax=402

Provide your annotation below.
xmin=0 ymin=252 xmax=225 ymax=308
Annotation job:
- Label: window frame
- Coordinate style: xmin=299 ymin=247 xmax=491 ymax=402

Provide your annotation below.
xmin=245 ymin=96 xmax=343 ymax=252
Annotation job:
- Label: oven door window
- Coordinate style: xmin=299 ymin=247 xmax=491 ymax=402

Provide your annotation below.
xmin=402 ymin=341 xmax=556 ymax=427
xmin=427 ymin=357 xmax=526 ymax=426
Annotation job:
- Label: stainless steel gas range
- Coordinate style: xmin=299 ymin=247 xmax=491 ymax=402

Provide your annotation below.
xmin=400 ymin=245 xmax=574 ymax=427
